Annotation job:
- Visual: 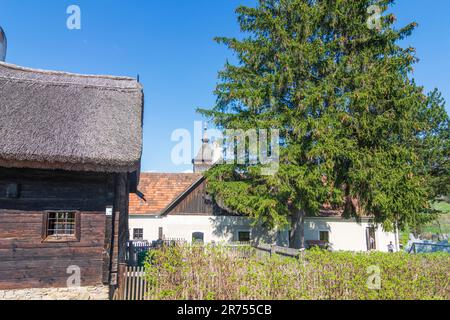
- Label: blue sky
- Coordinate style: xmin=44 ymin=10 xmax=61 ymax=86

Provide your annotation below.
xmin=1 ymin=0 xmax=449 ymax=173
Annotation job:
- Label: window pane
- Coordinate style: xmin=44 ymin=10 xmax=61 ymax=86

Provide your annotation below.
xmin=319 ymin=231 xmax=329 ymax=243
xmin=47 ymin=212 xmax=76 ymax=237
xmin=192 ymin=232 xmax=204 ymax=244
xmin=133 ymin=228 xmax=144 ymax=240
xmin=238 ymin=231 xmax=251 ymax=242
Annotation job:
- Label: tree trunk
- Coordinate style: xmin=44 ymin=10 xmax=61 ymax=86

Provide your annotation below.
xmin=289 ymin=209 xmax=305 ymax=249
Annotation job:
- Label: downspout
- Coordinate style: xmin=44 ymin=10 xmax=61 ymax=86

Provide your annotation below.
xmin=394 ymin=221 xmax=400 ymax=252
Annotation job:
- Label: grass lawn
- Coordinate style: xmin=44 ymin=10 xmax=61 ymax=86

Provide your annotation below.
xmin=423 ymin=202 xmax=450 ymax=236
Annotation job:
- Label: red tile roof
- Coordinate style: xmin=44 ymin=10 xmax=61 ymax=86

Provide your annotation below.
xmin=129 ymin=173 xmax=203 ymax=215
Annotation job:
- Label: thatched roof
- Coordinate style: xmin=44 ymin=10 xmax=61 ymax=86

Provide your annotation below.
xmin=0 ymin=62 xmax=143 ymax=172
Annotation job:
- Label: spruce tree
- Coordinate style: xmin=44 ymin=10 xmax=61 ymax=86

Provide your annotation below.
xmin=199 ymin=0 xmax=449 ymax=248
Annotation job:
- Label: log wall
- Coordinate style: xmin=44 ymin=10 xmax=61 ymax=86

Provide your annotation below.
xmin=0 ymin=168 xmax=116 ymax=290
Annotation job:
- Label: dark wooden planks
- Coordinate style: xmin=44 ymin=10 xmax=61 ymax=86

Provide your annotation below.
xmin=0 ymin=168 xmax=116 ymax=290
xmin=168 ymin=180 xmax=230 ymax=216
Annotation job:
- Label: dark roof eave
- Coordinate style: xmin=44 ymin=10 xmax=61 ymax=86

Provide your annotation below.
xmin=0 ymin=158 xmax=141 ymax=173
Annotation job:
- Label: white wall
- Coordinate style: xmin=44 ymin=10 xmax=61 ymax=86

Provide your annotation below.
xmin=129 ymin=215 xmax=253 ymax=244
xmin=129 ymin=215 xmax=398 ymax=252
xmin=304 ymin=218 xmax=399 ymax=252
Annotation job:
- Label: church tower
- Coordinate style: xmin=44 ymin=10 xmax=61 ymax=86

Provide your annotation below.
xmin=192 ymin=125 xmax=215 ymax=173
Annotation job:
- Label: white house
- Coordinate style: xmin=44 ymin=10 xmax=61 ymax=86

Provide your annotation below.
xmin=303 ymin=216 xmax=399 ymax=252
xmin=129 ymin=132 xmax=399 ymax=252
xmin=128 ymin=172 xmax=399 ymax=252
xmin=128 ymin=173 xmax=287 ymax=245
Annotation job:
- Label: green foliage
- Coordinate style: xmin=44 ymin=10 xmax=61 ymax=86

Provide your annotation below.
xmin=144 ymin=245 xmax=450 ymax=300
xmin=198 ymin=0 xmax=450 ymax=244
xmin=400 ymin=224 xmax=411 ymax=247
xmin=136 ymin=251 xmax=148 ymax=267
xmin=420 ymin=202 xmax=450 ymax=237
xmin=402 ymin=201 xmax=450 ymax=237
xmin=434 ymin=201 xmax=450 ymax=213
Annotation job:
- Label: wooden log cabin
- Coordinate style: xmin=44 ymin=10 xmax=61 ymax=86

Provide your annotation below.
xmin=0 ymin=61 xmax=143 ymax=299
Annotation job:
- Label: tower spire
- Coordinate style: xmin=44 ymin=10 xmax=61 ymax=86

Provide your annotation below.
xmin=192 ymin=122 xmax=213 ymax=173
xmin=202 ymin=122 xmax=210 ymax=144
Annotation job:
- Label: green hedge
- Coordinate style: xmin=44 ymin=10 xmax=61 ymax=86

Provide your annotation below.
xmin=144 ymin=245 xmax=449 ymax=300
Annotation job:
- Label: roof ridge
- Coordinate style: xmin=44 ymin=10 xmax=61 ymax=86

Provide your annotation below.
xmin=0 ymin=61 xmax=138 ymax=82
xmin=0 ymin=75 xmax=142 ymax=92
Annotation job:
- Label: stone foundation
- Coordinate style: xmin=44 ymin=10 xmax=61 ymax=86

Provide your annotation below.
xmin=0 ymin=285 xmax=110 ymax=300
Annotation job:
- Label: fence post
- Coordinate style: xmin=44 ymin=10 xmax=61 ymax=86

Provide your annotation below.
xmin=117 ymin=263 xmax=126 ymax=300
xmin=300 ymin=248 xmax=306 ymax=261
xmin=270 ymin=244 xmax=276 ymax=257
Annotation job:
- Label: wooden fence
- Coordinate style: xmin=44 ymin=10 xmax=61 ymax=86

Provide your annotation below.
xmin=114 ymin=266 xmax=148 ymax=301
xmin=117 ymin=243 xmax=305 ymax=300
xmin=254 ymin=244 xmax=306 ymax=259
xmin=126 ymin=239 xmax=187 ymax=267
